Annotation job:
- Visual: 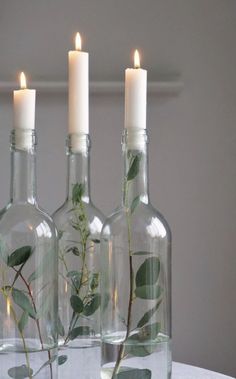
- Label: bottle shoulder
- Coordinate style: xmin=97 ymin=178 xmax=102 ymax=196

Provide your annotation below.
xmin=0 ymin=202 xmax=57 ymax=239
xmin=52 ymin=199 xmax=105 ymax=236
xmin=102 ymin=202 xmax=171 ymax=240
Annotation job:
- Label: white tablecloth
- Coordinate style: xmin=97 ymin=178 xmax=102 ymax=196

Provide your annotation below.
xmin=172 ymin=362 xmax=235 ymax=379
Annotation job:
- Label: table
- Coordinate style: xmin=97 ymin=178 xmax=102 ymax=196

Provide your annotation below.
xmin=173 ymin=362 xmax=235 ymax=379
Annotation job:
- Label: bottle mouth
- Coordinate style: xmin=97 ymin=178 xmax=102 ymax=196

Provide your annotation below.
xmin=122 ymin=128 xmax=148 ymax=149
xmin=10 ymin=129 xmax=37 ymax=151
xmin=66 ymin=133 xmax=91 ymax=153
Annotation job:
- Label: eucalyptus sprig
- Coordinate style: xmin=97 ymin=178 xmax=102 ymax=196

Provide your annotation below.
xmin=0 ymin=245 xmax=57 ymax=378
xmin=59 ymin=182 xmax=101 ymax=346
xmin=110 ymin=152 xmax=162 ymax=379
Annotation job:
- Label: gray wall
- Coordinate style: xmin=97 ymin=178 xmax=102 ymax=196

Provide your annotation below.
xmin=0 ymin=0 xmax=236 ymax=377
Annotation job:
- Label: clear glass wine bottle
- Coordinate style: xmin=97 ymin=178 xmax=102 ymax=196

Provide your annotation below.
xmin=0 ymin=129 xmax=58 ymax=379
xmin=100 ymin=129 xmax=172 ymax=379
xmin=52 ymin=133 xmax=104 ymax=379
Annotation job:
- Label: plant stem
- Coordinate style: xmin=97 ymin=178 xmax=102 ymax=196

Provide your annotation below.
xmin=1 ymin=290 xmax=32 ymax=379
xmin=64 ymin=248 xmax=86 ymax=344
xmin=111 ymin=181 xmax=134 ymax=379
xmin=13 ymin=268 xmax=53 ymax=379
xmin=10 ymin=303 xmax=32 ymax=379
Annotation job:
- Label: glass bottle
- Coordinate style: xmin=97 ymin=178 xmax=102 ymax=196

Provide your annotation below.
xmin=0 ymin=129 xmax=58 ymax=379
xmin=101 ymin=129 xmax=171 ymax=379
xmin=53 ymin=133 xmax=104 ymax=379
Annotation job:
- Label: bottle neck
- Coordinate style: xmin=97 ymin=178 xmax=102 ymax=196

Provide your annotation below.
xmin=122 ymin=129 xmax=149 ymax=207
xmin=10 ymin=129 xmax=37 ymax=205
xmin=66 ymin=134 xmax=91 ymax=203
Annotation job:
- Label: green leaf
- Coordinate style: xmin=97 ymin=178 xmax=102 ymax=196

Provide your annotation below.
xmin=33 ymin=355 xmax=57 ymax=377
xmin=8 ymin=365 xmax=33 ymax=378
xmin=117 ymin=368 xmax=151 ymax=379
xmin=70 ymin=295 xmax=84 ymax=313
xmin=7 ymin=246 xmax=32 ymax=267
xmin=135 ymin=257 xmax=160 ymax=287
xmin=127 ymin=155 xmax=141 ymax=181
xmin=135 ymin=285 xmax=162 ymax=300
xmin=58 ymin=355 xmax=67 ymax=366
xmin=2 ymin=285 xmax=11 ymax=292
xmin=69 ymin=326 xmax=93 ymax=340
xmin=58 ymin=230 xmax=64 ymax=239
xmin=137 ymin=299 xmax=162 ymax=327
xmin=18 ymin=311 xmax=29 ymax=332
xmin=89 ymin=273 xmax=99 ymax=291
xmin=66 ymin=270 xmax=81 ymax=278
xmin=125 ymin=323 xmax=160 ymax=357
xmin=91 ymin=238 xmax=100 ymax=244
xmin=139 ymin=322 xmax=161 ymax=339
xmin=72 ymin=183 xmax=85 ymax=205
xmin=132 ymin=251 xmax=153 ymax=256
xmin=130 ymin=196 xmax=140 ymax=214
xmin=12 ymin=288 xmax=36 ymax=319
xmin=57 ymin=315 xmax=65 ymax=337
xmin=83 ymin=293 xmax=101 ymax=316
xmin=66 ymin=246 xmax=80 ymax=256
xmin=125 ymin=339 xmax=156 ymax=357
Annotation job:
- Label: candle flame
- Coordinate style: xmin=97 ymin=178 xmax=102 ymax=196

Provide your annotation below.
xmin=75 ymin=32 xmax=82 ymax=51
xmin=134 ymin=49 xmax=140 ymax=69
xmin=7 ymin=297 xmax=11 ymax=316
xmin=65 ymin=280 xmax=68 ymax=294
xmin=20 ymin=72 xmax=27 ymax=89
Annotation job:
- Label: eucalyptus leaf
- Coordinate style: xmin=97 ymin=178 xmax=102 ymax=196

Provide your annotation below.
xmin=12 ymin=288 xmax=36 ymax=319
xmin=8 ymin=365 xmax=33 ymax=378
xmin=33 ymin=355 xmax=57 ymax=377
xmin=130 ymin=196 xmax=140 ymax=214
xmin=137 ymin=299 xmax=162 ymax=327
xmin=57 ymin=315 xmax=65 ymax=337
xmin=135 ymin=257 xmax=160 ymax=287
xmin=58 ymin=355 xmax=67 ymax=366
xmin=70 ymin=295 xmax=83 ymax=313
xmin=127 ymin=155 xmax=141 ymax=181
xmin=7 ymin=246 xmax=32 ymax=268
xmin=69 ymin=326 xmax=93 ymax=340
xmin=2 ymin=285 xmax=11 ymax=292
xmin=18 ymin=311 xmax=29 ymax=332
xmin=101 ymin=367 xmax=151 ymax=379
xmin=116 ymin=367 xmax=151 ymax=379
xmin=125 ymin=323 xmax=160 ymax=357
xmin=91 ymin=238 xmax=100 ymax=244
xmin=132 ymin=251 xmax=153 ymax=256
xmin=125 ymin=337 xmax=156 ymax=357
xmin=66 ymin=246 xmax=80 ymax=256
xmin=89 ymin=273 xmax=99 ymax=291
xmin=58 ymin=230 xmax=64 ymax=239
xmin=66 ymin=270 xmax=81 ymax=279
xmin=72 ymin=183 xmax=85 ymax=205
xmin=139 ymin=322 xmax=161 ymax=339
xmin=71 ymin=222 xmax=80 ymax=231
xmin=135 ymin=285 xmax=162 ymax=300
xmin=83 ymin=293 xmax=101 ymax=316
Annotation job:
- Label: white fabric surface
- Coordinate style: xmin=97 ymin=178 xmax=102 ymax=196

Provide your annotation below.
xmin=172 ymin=362 xmax=235 ymax=379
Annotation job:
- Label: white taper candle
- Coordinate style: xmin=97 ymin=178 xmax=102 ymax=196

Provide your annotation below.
xmin=68 ymin=32 xmax=89 ymax=135
xmin=125 ymin=50 xmax=147 ymax=130
xmin=13 ymin=72 xmax=36 ymax=130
